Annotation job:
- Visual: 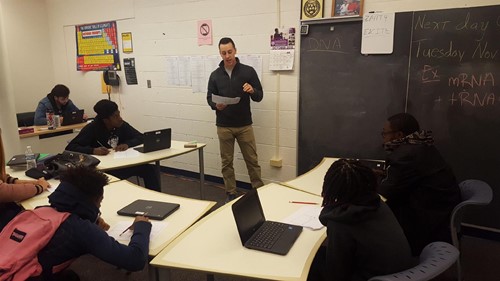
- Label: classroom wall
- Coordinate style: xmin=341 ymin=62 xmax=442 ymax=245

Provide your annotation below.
xmin=2 ymin=0 xmax=499 ymax=185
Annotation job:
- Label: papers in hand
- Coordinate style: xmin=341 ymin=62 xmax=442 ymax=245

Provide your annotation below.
xmin=282 ymin=205 xmax=324 ymax=230
xmin=211 ymin=94 xmax=240 ymax=105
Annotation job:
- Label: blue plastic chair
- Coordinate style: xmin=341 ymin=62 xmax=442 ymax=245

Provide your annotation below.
xmin=368 ymin=242 xmax=459 ymax=281
xmin=450 ymin=179 xmax=493 ymax=281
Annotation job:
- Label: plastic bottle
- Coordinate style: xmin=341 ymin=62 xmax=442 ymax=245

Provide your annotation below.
xmin=25 ymin=146 xmax=37 ymax=170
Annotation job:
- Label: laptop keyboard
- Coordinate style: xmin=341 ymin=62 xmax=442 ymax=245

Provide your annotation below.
xmin=247 ymin=221 xmax=286 ymax=249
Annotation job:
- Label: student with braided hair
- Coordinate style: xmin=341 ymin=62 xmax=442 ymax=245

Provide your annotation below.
xmin=309 ymin=159 xmax=414 ymax=281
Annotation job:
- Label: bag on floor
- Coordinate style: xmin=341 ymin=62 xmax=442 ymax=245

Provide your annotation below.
xmin=0 ymin=207 xmax=70 ymax=281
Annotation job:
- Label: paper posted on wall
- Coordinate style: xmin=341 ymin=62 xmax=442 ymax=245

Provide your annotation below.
xmin=211 ymin=94 xmax=240 ymax=105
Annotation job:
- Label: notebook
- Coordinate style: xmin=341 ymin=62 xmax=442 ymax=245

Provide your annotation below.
xmin=134 ymin=128 xmax=171 ymax=153
xmin=117 ymin=199 xmax=180 ymax=220
xmin=7 ymin=153 xmax=40 ymax=167
xmin=231 ymin=189 xmax=303 ymax=255
xmin=61 ymin=109 xmax=85 ymax=126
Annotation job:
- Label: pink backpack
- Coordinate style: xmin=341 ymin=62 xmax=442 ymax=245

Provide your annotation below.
xmin=0 ymin=207 xmax=70 ymax=281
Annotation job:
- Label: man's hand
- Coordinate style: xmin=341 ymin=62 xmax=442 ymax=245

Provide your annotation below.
xmin=115 ymin=144 xmax=129 ymax=151
xmin=93 ymin=147 xmax=110 ymax=155
xmin=216 ymin=103 xmax=227 ymax=111
xmin=242 ymin=83 xmax=254 ymax=94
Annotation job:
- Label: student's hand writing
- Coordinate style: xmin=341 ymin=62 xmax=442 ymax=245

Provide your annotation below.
xmin=131 ymin=216 xmax=150 ymax=229
xmin=242 ymin=83 xmax=254 ymax=94
xmin=216 ymin=103 xmax=227 ymax=111
xmin=37 ymin=178 xmax=50 ymax=191
xmin=115 ymin=144 xmax=129 ymax=151
xmin=96 ymin=217 xmax=110 ymax=231
xmin=93 ymin=147 xmax=110 ymax=155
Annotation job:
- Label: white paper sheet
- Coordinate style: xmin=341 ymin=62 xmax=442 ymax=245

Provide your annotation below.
xmin=107 ymin=220 xmax=168 ymax=243
xmin=113 ymin=149 xmax=140 ymax=159
xmin=211 ymin=94 xmax=240 ymax=105
xmin=282 ymin=205 xmax=324 ymax=230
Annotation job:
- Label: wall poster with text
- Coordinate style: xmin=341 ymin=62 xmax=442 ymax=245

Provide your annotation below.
xmin=76 ymin=21 xmax=121 ymax=71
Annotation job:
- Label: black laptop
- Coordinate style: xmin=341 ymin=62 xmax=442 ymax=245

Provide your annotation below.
xmin=7 ymin=153 xmax=40 ymax=167
xmin=117 ymin=199 xmax=180 ymax=220
xmin=61 ymin=109 xmax=85 ymax=126
xmin=134 ymin=128 xmax=171 ymax=153
xmin=231 ymin=189 xmax=303 ymax=255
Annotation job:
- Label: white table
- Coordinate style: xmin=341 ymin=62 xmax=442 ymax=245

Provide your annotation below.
xmin=150 ymin=183 xmax=326 ymax=281
xmin=94 ymin=141 xmax=207 ymax=198
xmin=20 ymin=180 xmax=216 ymax=256
xmin=281 ymin=157 xmax=339 ymax=196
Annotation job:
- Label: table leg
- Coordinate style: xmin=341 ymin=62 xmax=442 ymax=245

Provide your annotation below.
xmin=198 ymin=147 xmax=205 ymax=199
xmin=207 ymin=273 xmax=215 ymax=281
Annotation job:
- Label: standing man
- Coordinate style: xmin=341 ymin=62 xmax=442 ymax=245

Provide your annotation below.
xmin=34 ymin=84 xmax=87 ymax=125
xmin=207 ymin=37 xmax=264 ymax=203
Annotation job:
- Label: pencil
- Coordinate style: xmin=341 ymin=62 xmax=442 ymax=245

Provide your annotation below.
xmin=289 ymin=201 xmax=319 ymax=205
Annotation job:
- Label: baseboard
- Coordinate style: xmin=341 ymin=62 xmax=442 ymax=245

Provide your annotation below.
xmin=159 ymin=166 xmax=252 ymax=190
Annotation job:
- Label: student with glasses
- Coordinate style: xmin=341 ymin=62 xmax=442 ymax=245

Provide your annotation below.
xmin=379 ymin=113 xmax=461 ymax=256
xmin=34 ymin=84 xmax=87 ymax=126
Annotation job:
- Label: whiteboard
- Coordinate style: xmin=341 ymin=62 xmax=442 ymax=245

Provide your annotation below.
xmin=361 ymin=12 xmax=395 ymax=54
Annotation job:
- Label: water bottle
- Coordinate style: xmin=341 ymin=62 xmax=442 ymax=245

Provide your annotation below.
xmin=25 ymin=146 xmax=37 ymax=170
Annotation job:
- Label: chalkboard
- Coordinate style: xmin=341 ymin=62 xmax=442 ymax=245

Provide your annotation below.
xmin=299 ymin=5 xmax=500 ymax=229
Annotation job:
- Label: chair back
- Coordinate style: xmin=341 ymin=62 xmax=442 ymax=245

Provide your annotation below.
xmin=450 ymin=179 xmax=493 ymax=247
xmin=368 ymin=242 xmax=459 ymax=281
xmin=16 ymin=112 xmax=35 ymax=127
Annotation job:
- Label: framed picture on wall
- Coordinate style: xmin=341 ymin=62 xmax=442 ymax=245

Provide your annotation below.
xmin=332 ymin=0 xmax=363 ymax=17
xmin=301 ymin=0 xmax=324 ymax=20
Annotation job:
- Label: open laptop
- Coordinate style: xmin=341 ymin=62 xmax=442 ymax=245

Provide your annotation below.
xmin=356 ymin=159 xmax=386 ymax=170
xmin=231 ymin=189 xmax=303 ymax=255
xmin=134 ymin=128 xmax=171 ymax=153
xmin=7 ymin=153 xmax=40 ymax=167
xmin=61 ymin=109 xmax=85 ymax=126
xmin=117 ymin=199 xmax=180 ymax=220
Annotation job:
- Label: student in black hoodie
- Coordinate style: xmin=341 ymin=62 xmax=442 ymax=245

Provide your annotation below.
xmin=38 ymin=166 xmax=151 ymax=281
xmin=309 ymin=159 xmax=414 ymax=281
xmin=66 ymin=99 xmax=160 ymax=191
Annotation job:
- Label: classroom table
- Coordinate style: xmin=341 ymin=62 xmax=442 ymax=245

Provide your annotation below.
xmin=18 ymin=123 xmax=88 ymax=154
xmin=19 ymin=180 xmax=216 ymax=257
xmin=5 ymin=166 xmax=120 ymax=209
xmin=150 ymin=183 xmax=326 ymax=281
xmin=93 ymin=140 xmax=207 ymax=198
xmin=281 ymin=157 xmax=339 ymax=196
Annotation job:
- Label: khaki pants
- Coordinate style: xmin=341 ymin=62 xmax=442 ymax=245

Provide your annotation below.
xmin=217 ymin=125 xmax=264 ymax=194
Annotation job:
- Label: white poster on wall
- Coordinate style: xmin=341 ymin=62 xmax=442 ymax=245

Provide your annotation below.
xmin=361 ymin=12 xmax=395 ymax=54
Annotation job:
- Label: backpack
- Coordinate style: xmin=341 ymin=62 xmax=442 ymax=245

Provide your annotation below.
xmin=0 ymin=207 xmax=70 ymax=281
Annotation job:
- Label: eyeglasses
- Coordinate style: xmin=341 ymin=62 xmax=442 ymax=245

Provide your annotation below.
xmin=381 ymin=130 xmax=396 ymax=137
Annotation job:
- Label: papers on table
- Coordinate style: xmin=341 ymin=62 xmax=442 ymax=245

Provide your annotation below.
xmin=107 ymin=220 xmax=168 ymax=243
xmin=113 ymin=149 xmax=140 ymax=159
xmin=211 ymin=94 xmax=240 ymax=105
xmin=282 ymin=205 xmax=324 ymax=230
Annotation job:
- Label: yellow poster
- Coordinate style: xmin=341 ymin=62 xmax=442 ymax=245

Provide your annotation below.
xmin=301 ymin=0 xmax=323 ymax=20
xmin=122 ymin=32 xmax=133 ymax=53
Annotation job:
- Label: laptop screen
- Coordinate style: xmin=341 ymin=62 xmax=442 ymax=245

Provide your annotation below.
xmin=231 ymin=189 xmax=266 ymax=245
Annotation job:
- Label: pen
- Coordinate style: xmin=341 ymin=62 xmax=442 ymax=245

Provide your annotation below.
xmin=119 ymin=224 xmax=133 ymax=236
xmin=289 ymin=201 xmax=319 ymax=205
xmin=96 ymin=140 xmax=106 ymax=148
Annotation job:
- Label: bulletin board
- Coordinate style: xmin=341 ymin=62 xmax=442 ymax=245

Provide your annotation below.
xmin=76 ymin=21 xmax=121 ymax=71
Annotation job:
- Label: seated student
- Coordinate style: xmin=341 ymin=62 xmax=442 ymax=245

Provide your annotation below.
xmin=0 ymin=128 xmax=50 ymax=231
xmin=34 ymin=84 xmax=87 ymax=126
xmin=309 ymin=159 xmax=414 ymax=281
xmin=65 ymin=99 xmax=161 ymax=191
xmin=379 ymin=113 xmax=461 ymax=256
xmin=35 ymin=166 xmax=151 ymax=280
